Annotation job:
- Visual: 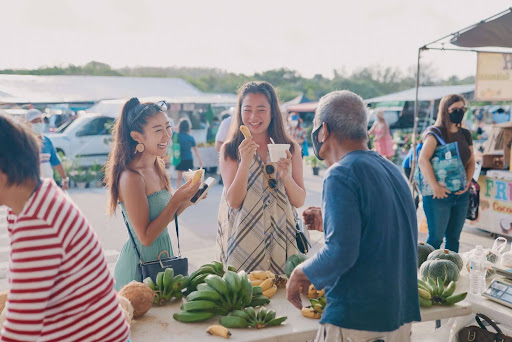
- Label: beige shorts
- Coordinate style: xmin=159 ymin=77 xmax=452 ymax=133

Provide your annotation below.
xmin=314 ymin=323 xmax=412 ymax=342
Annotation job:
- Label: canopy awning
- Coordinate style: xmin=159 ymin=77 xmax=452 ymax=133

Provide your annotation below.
xmin=450 ymin=9 xmax=512 ymax=48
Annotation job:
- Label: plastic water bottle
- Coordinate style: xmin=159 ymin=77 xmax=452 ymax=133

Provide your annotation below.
xmin=469 ymin=245 xmax=487 ymax=295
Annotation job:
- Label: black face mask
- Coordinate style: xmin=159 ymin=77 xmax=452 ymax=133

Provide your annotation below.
xmin=449 ymin=108 xmax=465 ymax=124
xmin=311 ymin=124 xmax=328 ymax=161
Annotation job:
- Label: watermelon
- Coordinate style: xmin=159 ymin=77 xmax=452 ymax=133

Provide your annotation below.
xmin=417 ymin=242 xmax=435 ymax=268
xmin=284 ymin=254 xmax=307 ymax=278
xmin=427 ymin=249 xmax=463 ymax=271
xmin=420 ymin=258 xmax=460 ymax=284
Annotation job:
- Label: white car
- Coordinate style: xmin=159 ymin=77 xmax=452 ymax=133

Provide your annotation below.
xmin=46 ymin=114 xmax=115 ymax=167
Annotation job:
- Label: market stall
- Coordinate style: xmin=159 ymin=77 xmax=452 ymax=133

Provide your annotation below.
xmin=130 ymin=286 xmax=474 ymax=342
xmin=466 ymin=121 xmax=512 ymax=237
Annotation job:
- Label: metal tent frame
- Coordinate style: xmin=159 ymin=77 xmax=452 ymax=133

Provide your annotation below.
xmin=409 ymin=8 xmax=512 ymax=193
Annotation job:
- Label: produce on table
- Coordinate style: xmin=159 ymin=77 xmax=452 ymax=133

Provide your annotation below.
xmin=174 ymin=270 xmax=270 ymax=323
xmin=418 ymin=278 xmax=467 ymax=307
xmin=220 ymin=307 xmax=287 ymax=329
xmin=284 ymin=254 xmax=308 ymax=278
xmin=117 ymin=294 xmax=134 ymax=327
xmin=301 ymin=307 xmax=322 ymax=319
xmin=186 ymin=261 xmax=237 ymax=295
xmin=118 ymin=281 xmax=155 ymax=318
xmin=427 ymin=249 xmax=463 ymax=271
xmin=419 ymin=258 xmax=460 ymax=284
xmin=207 ymin=325 xmax=231 ymax=338
xmin=144 ymin=268 xmax=189 ymax=306
xmin=417 ymin=242 xmax=435 ymax=268
xmin=307 ymin=284 xmax=325 ymax=299
xmin=248 ymin=271 xmax=285 ymax=298
xmin=301 ymin=296 xmax=326 ymax=319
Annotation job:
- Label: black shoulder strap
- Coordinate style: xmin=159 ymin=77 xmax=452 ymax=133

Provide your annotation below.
xmin=121 ymin=211 xmax=143 ymax=263
xmin=174 ymin=213 xmax=182 ymax=257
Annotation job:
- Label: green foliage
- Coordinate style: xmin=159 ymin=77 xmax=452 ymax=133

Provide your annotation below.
xmin=0 ymin=62 xmax=474 ymax=102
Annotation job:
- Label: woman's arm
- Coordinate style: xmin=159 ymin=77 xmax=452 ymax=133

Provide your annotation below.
xmin=278 ymin=142 xmax=306 ymax=207
xmin=418 ymin=135 xmax=450 ymax=199
xmin=192 ymin=146 xmax=203 ymax=168
xmin=120 ymin=171 xmax=199 ymax=246
xmin=220 ymin=139 xmax=258 ymax=209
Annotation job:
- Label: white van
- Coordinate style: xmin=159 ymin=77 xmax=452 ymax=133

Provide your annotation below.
xmin=46 ymin=114 xmax=114 ymax=167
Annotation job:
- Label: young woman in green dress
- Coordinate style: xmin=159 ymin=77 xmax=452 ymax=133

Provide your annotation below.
xmin=104 ymin=98 xmax=201 ymax=290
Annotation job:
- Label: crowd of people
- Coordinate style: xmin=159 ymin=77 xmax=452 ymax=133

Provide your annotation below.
xmin=0 ymin=80 xmax=475 ymax=341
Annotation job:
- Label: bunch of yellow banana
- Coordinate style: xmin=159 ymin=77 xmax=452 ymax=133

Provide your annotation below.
xmin=248 ymin=271 xmax=286 ymax=298
xmin=143 ymin=268 xmax=189 ymax=306
xmin=173 ymin=270 xmax=271 ymax=324
xmin=301 ymin=296 xmax=326 ymax=319
xmin=307 ymin=284 xmax=325 ymax=299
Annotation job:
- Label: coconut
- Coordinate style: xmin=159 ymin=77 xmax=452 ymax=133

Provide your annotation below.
xmin=117 ymin=294 xmax=134 ymax=327
xmin=118 ymin=281 xmax=155 ymax=318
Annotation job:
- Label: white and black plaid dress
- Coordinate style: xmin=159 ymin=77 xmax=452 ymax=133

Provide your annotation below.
xmin=216 ymin=154 xmax=299 ymax=275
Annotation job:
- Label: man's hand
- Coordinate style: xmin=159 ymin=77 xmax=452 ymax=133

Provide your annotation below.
xmin=303 ymin=206 xmax=323 ymax=232
xmin=286 ymin=265 xmax=311 ymax=310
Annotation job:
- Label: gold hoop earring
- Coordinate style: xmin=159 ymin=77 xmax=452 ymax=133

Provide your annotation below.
xmin=136 ymin=143 xmax=145 ymax=153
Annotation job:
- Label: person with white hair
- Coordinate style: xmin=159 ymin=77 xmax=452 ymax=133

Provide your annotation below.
xmin=25 ymin=109 xmax=69 ymax=190
xmin=286 ymin=90 xmax=420 ymax=342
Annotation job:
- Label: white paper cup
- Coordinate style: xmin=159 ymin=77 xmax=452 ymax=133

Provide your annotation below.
xmin=268 ymin=144 xmax=290 ymax=162
xmin=183 ymin=169 xmax=204 ymax=184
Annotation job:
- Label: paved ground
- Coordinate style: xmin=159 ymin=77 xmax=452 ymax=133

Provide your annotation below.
xmin=0 ymin=162 xmax=506 ymax=340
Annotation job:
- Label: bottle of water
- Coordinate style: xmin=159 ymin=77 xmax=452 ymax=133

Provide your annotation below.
xmin=469 ymin=245 xmax=487 ymax=295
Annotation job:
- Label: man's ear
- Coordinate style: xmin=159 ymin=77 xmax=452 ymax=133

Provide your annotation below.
xmin=320 ymin=122 xmax=330 ymax=143
xmin=130 ymin=131 xmax=142 ymax=143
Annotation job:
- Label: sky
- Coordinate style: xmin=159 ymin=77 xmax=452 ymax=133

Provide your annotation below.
xmin=0 ymin=0 xmax=510 ymax=80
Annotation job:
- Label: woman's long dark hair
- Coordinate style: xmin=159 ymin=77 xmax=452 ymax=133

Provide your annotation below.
xmin=105 ymin=98 xmax=170 ymax=214
xmin=432 ymin=94 xmax=466 ymax=141
xmin=223 ymin=81 xmax=294 ymax=161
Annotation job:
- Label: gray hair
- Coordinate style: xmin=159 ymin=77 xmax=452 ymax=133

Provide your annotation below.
xmin=315 ymin=90 xmax=368 ymax=141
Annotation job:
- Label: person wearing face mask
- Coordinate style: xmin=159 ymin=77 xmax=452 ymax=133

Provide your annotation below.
xmin=25 ymin=109 xmax=69 ymax=190
xmin=104 ymin=98 xmax=202 ymax=290
xmin=287 ymin=91 xmax=420 ymax=341
xmin=418 ymin=94 xmax=474 ymax=252
xmin=217 ymin=82 xmax=306 ymax=273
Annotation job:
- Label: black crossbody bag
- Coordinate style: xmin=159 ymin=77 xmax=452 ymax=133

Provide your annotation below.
xmin=122 ymin=212 xmax=188 ymax=282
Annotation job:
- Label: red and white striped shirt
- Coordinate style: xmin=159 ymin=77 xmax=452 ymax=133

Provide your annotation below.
xmin=2 ymin=179 xmax=130 ymax=342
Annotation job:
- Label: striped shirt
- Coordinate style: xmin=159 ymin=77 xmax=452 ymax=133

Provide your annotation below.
xmin=2 ymin=179 xmax=130 ymax=342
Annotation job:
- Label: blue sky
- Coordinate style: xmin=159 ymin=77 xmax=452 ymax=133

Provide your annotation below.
xmin=0 ymin=0 xmax=510 ymax=79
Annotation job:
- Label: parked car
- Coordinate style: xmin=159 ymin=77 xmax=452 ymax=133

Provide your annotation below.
xmin=46 ymin=114 xmax=114 ymax=167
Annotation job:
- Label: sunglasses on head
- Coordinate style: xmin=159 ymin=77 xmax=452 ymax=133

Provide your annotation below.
xmin=130 ymin=100 xmax=168 ymax=127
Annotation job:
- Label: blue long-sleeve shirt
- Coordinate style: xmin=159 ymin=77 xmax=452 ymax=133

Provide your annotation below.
xmin=302 ymin=150 xmax=421 ymax=332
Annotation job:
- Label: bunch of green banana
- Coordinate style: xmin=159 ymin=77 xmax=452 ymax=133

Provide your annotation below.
xmin=173 ymin=270 xmax=270 ymax=323
xmin=418 ymin=277 xmax=467 ymax=308
xmin=309 ymin=296 xmax=326 ymax=314
xmin=185 ymin=261 xmax=237 ymax=295
xmin=143 ymin=268 xmax=189 ymax=306
xmin=219 ymin=307 xmax=287 ymax=329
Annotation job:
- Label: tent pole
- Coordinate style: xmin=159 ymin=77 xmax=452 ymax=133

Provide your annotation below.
xmin=409 ymin=47 xmax=423 ymax=192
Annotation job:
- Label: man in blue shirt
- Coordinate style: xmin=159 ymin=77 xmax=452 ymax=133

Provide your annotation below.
xmin=26 ymin=109 xmax=69 ymax=190
xmin=287 ymin=91 xmax=420 ymax=341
